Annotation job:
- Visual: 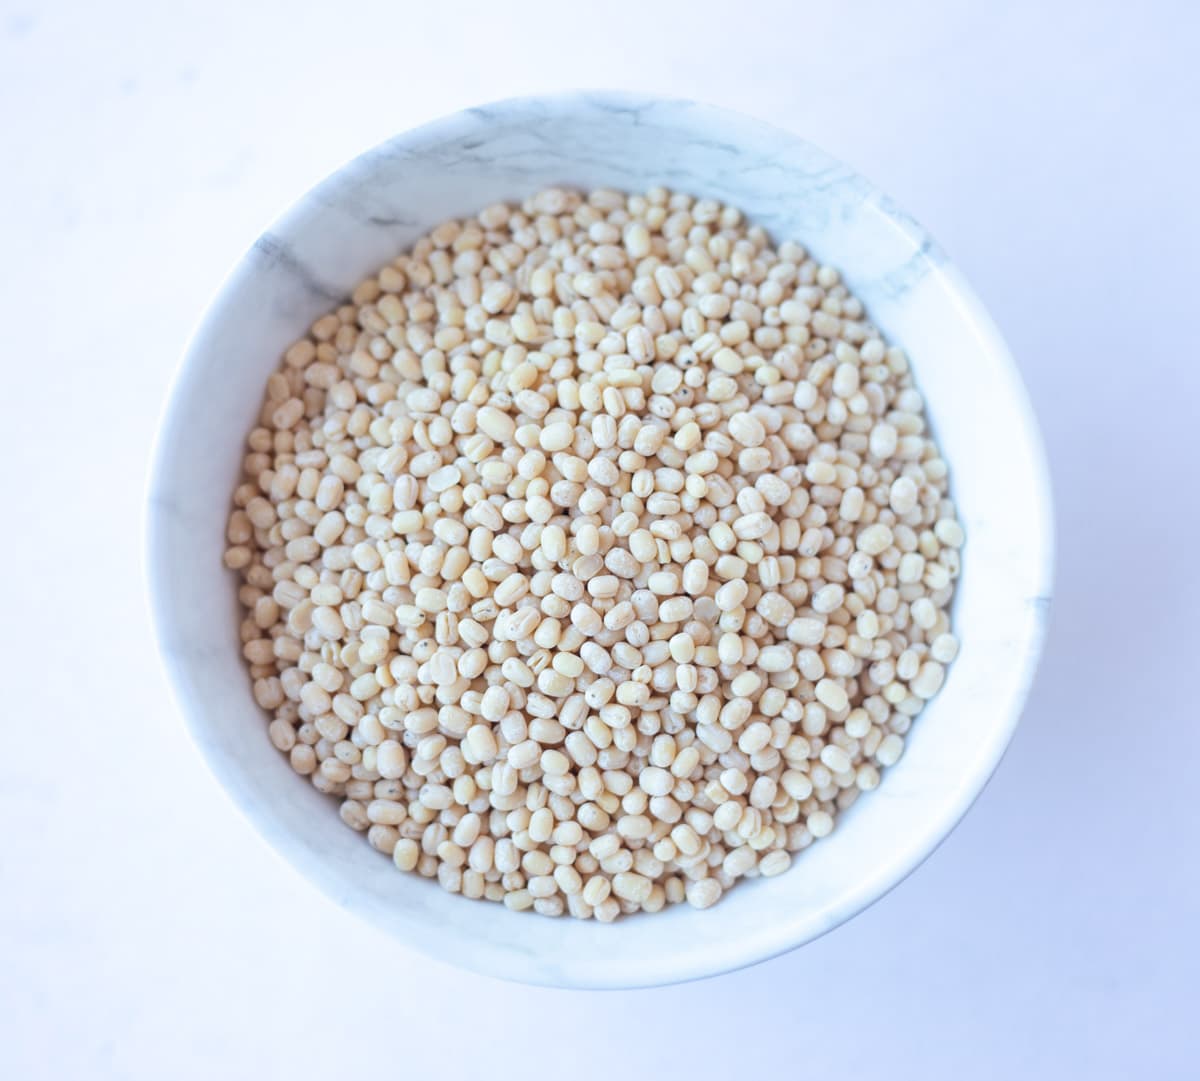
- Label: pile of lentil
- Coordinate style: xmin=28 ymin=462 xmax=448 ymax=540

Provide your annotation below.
xmin=224 ymin=186 xmax=963 ymax=920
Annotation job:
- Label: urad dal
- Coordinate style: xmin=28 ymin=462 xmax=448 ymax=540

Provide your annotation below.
xmin=224 ymin=186 xmax=963 ymax=921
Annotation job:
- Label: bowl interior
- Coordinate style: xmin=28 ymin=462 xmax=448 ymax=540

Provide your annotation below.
xmin=148 ymin=93 xmax=1052 ymax=988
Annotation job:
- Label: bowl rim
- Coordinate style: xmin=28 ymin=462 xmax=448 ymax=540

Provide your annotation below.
xmin=145 ymin=89 xmax=1055 ymax=988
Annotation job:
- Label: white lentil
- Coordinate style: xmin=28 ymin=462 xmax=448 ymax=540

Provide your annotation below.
xmin=227 ymin=185 xmax=961 ymax=922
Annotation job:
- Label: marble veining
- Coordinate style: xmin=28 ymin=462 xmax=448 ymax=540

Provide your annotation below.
xmin=146 ymin=91 xmax=1053 ymax=989
xmin=252 ymin=234 xmax=343 ymax=304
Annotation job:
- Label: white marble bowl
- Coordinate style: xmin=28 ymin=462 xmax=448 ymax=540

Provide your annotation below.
xmin=147 ymin=92 xmax=1053 ymax=988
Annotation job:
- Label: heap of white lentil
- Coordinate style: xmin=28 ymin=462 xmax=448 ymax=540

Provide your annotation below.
xmin=224 ymin=186 xmax=963 ymax=920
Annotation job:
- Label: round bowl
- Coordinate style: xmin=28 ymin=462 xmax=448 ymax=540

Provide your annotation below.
xmin=147 ymin=91 xmax=1053 ymax=989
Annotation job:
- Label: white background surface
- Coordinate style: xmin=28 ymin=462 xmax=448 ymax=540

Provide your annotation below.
xmin=2 ymin=1 xmax=1197 ymax=1077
